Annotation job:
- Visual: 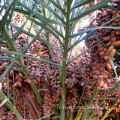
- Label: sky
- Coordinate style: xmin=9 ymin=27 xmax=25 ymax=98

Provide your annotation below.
xmin=0 ymin=0 xmax=5 ymax=20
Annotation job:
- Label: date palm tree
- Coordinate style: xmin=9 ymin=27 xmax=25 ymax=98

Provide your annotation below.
xmin=1 ymin=0 xmax=119 ymax=120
